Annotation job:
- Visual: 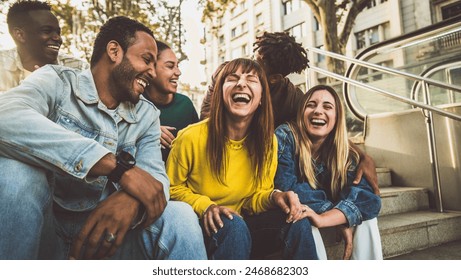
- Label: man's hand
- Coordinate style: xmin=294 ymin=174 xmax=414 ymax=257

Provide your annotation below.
xmin=339 ymin=226 xmax=353 ymax=260
xmin=119 ymin=166 xmax=167 ymax=227
xmin=69 ymin=191 xmax=139 ymax=260
xmin=88 ymin=154 xmax=166 ymax=226
xmin=202 ymin=205 xmax=241 ymax=237
xmin=271 ymin=190 xmax=304 ymax=223
xmin=160 ymin=126 xmax=176 ymax=149
xmin=354 ymin=154 xmax=380 ymax=195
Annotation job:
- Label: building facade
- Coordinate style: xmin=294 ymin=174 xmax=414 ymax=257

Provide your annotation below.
xmin=201 ymin=0 xmax=460 ymax=90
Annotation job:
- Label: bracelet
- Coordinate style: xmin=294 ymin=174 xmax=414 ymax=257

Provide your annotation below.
xmin=270 ymin=189 xmax=282 ymax=202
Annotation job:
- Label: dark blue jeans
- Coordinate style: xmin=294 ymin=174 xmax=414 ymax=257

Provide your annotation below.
xmin=245 ymin=209 xmax=318 ymax=260
xmin=201 ymin=215 xmax=251 ymax=259
xmin=201 ymin=210 xmax=318 ymax=260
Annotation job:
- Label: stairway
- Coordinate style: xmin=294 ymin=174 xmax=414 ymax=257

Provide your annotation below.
xmin=321 ymin=168 xmax=461 ymax=259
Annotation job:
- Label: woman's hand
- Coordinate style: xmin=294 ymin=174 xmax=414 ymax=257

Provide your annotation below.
xmin=271 ymin=190 xmax=304 ymax=223
xmin=202 ymin=205 xmax=241 ymax=237
xmin=160 ymin=126 xmax=176 ymax=149
xmin=299 ymin=204 xmax=321 ymax=226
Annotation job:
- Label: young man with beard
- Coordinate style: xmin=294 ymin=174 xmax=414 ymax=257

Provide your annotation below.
xmin=0 ymin=16 xmax=206 ymax=260
xmin=143 ymin=41 xmax=198 ymax=162
xmin=0 ymin=0 xmax=88 ymax=93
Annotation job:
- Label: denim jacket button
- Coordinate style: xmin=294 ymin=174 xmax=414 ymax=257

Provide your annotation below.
xmin=74 ymin=160 xmax=83 ymax=172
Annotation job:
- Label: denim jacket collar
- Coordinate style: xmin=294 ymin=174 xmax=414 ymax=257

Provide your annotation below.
xmin=76 ymin=69 xmax=138 ymax=124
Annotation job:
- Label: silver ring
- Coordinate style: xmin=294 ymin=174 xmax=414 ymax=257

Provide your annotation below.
xmin=105 ymin=232 xmax=117 ymax=243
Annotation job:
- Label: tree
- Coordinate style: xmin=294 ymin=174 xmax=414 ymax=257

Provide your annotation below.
xmin=50 ymin=0 xmax=187 ymax=62
xmin=303 ymin=0 xmax=372 ymax=75
xmin=0 ymin=0 xmax=187 ymax=62
xmin=200 ymin=0 xmax=372 ymax=76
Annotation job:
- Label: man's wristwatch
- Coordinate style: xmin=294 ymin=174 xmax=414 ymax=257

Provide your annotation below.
xmin=108 ymin=151 xmax=136 ymax=183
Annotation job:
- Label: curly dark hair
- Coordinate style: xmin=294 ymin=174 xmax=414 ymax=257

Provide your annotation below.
xmin=253 ymin=31 xmax=309 ymax=77
xmin=6 ymin=0 xmax=51 ymax=32
xmin=90 ymin=16 xmax=155 ymax=67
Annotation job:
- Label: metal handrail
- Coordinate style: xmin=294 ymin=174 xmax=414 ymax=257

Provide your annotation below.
xmin=307 ymin=47 xmax=461 ymax=94
xmin=304 ymin=49 xmax=461 ymax=122
xmin=306 ymin=46 xmax=461 ymax=213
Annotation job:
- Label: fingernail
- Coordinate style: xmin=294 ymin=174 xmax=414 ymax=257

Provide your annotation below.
xmin=219 ymin=223 xmax=223 ymax=228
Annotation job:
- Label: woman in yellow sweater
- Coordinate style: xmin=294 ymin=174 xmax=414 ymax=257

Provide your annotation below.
xmin=167 ymin=58 xmax=318 ymax=259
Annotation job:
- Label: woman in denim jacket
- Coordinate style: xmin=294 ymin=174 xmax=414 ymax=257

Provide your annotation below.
xmin=274 ymin=85 xmax=383 ymax=259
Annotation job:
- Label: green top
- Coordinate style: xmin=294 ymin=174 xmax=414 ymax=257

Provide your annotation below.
xmin=147 ymin=93 xmax=198 ymax=162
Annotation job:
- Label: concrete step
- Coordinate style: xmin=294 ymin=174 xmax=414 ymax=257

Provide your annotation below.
xmin=322 ymin=210 xmax=461 ymax=259
xmin=376 ymin=167 xmax=392 ymax=187
xmin=387 ymin=239 xmax=461 ymax=260
xmin=379 ymin=210 xmax=461 ymax=258
xmin=379 ymin=186 xmax=429 ymax=216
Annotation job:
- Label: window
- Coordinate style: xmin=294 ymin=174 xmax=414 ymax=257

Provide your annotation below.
xmin=283 ymin=1 xmax=292 ymax=15
xmin=367 ymin=0 xmax=387 ymax=8
xmin=356 ymin=31 xmax=366 ymax=49
xmin=219 ymin=35 xmax=224 ymax=44
xmin=442 ymin=2 xmax=461 ymax=20
xmin=256 ymin=13 xmax=263 ymax=25
xmin=286 ymin=22 xmax=305 ymax=40
xmin=283 ymin=0 xmax=301 ymax=15
xmin=242 ymin=44 xmax=248 ymax=56
xmin=241 ymin=22 xmax=247 ymax=33
xmin=316 ymin=45 xmax=325 ymax=63
xmin=369 ymin=26 xmax=380 ymax=45
xmin=367 ymin=0 xmax=377 ymax=9
xmin=292 ymin=24 xmax=303 ymax=38
xmin=314 ymin=17 xmax=321 ymax=31
xmin=355 ymin=23 xmax=388 ymax=49
xmin=231 ymin=27 xmax=236 ymax=38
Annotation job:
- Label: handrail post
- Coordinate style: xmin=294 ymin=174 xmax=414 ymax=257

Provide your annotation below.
xmin=422 ymin=81 xmax=444 ymax=212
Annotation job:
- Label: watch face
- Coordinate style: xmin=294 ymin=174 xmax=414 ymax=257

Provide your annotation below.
xmin=119 ymin=151 xmax=136 ymax=166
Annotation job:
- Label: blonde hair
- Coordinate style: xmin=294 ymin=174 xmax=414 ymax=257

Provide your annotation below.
xmin=288 ymin=85 xmax=359 ymax=200
xmin=207 ymin=58 xmax=274 ymax=185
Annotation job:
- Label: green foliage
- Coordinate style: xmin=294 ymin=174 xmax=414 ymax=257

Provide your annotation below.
xmin=198 ymin=0 xmax=235 ymax=22
xmin=0 ymin=0 xmax=187 ymax=62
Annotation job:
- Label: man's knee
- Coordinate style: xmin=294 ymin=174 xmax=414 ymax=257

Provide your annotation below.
xmin=0 ymin=157 xmax=51 ymax=208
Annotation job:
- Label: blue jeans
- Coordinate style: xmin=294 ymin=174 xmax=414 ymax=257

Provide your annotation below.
xmin=201 ymin=210 xmax=318 ymax=260
xmin=201 ymin=215 xmax=251 ymax=259
xmin=245 ymin=209 xmax=318 ymax=260
xmin=0 ymin=157 xmax=206 ymax=260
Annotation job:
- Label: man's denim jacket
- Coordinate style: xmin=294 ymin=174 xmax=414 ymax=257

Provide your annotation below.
xmin=274 ymin=124 xmax=381 ymax=227
xmin=0 ymin=65 xmax=169 ymax=211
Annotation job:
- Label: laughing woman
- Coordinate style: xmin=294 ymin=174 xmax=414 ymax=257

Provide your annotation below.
xmin=275 ymin=85 xmax=383 ymax=260
xmin=166 ymin=58 xmax=318 ymax=259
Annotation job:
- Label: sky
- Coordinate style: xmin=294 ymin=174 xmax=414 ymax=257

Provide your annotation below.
xmin=0 ymin=0 xmax=206 ymax=88
xmin=178 ymin=0 xmax=207 ymax=88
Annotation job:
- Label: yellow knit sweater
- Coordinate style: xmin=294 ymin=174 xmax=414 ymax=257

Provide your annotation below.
xmin=167 ymin=120 xmax=277 ymax=217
